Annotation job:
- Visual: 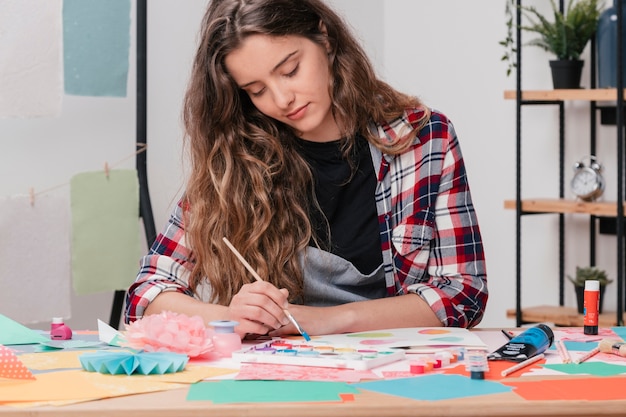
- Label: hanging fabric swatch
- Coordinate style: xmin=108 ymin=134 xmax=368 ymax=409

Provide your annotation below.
xmin=70 ymin=169 xmax=141 ymax=295
xmin=0 ymin=194 xmax=71 ymax=324
xmin=63 ymin=0 xmax=131 ymax=97
xmin=0 ymin=0 xmax=63 ymax=118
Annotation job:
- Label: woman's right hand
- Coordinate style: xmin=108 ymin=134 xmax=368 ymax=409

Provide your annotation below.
xmin=227 ymin=281 xmax=291 ymax=336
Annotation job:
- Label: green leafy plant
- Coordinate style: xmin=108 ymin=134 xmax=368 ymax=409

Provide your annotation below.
xmin=500 ymin=0 xmax=518 ymax=77
xmin=567 ymin=266 xmax=613 ymax=287
xmin=501 ymin=0 xmax=603 ymax=76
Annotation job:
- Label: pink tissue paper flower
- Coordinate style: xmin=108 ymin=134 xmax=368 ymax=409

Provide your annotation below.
xmin=123 ymin=311 xmax=214 ymax=358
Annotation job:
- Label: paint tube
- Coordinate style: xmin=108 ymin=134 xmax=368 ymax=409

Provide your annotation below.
xmin=487 ymin=324 xmax=554 ymax=362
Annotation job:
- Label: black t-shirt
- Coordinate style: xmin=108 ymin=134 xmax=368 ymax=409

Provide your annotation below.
xmin=295 ymin=134 xmax=382 ymax=275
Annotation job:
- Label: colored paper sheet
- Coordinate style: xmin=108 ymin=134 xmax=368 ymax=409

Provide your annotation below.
xmin=353 ymin=374 xmax=512 ymax=401
xmin=612 ymin=326 xmax=626 ymax=340
xmin=543 ymin=361 xmax=626 ymax=376
xmin=97 ymin=319 xmax=125 ymax=346
xmin=235 ymin=363 xmax=380 ymax=382
xmin=0 ymin=369 xmax=186 ymax=403
xmin=303 ymin=327 xmax=486 ymax=349
xmin=63 ymin=0 xmax=130 ymax=96
xmin=19 ymin=350 xmax=98 ymax=371
xmin=441 ymin=360 xmax=547 ymax=380
xmin=0 ymin=314 xmax=49 ymax=346
xmin=559 ymin=327 xmax=615 ymax=340
xmin=502 ymin=376 xmax=626 ymax=401
xmin=187 ymin=380 xmax=359 ymax=404
xmin=79 ymin=351 xmax=188 ymax=375
xmin=560 ymin=340 xmax=599 ymax=352
xmin=0 ymin=346 xmax=35 ymax=380
xmin=0 ymin=194 xmax=71 ymax=324
xmin=35 ymin=339 xmax=104 ymax=352
xmin=69 ymin=170 xmax=141 ymax=295
xmin=0 ymin=0 xmax=62 ymax=117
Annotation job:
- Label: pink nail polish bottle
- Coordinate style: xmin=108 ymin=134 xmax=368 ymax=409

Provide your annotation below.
xmin=209 ymin=320 xmax=242 ymax=357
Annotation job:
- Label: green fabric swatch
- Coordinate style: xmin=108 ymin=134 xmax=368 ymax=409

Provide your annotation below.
xmin=70 ymin=170 xmax=141 ymax=295
xmin=186 ymin=380 xmax=359 ymax=403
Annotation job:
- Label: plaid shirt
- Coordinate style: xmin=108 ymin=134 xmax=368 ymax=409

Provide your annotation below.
xmin=125 ymin=108 xmax=487 ymax=327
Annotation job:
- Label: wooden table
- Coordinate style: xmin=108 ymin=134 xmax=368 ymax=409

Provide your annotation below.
xmin=2 ymin=329 xmax=626 ymax=417
xmin=2 ymin=381 xmax=626 ymax=417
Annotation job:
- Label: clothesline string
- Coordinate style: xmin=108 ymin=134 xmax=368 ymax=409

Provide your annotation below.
xmin=25 ymin=143 xmax=148 ymax=206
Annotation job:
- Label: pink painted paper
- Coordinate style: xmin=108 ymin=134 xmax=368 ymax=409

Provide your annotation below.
xmin=235 ymin=363 xmax=380 ymax=382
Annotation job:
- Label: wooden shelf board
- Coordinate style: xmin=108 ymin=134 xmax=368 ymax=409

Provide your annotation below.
xmin=503 ymin=198 xmax=626 ymax=217
xmin=503 ymin=89 xmax=625 ymax=101
xmin=506 ymin=305 xmax=626 ymax=327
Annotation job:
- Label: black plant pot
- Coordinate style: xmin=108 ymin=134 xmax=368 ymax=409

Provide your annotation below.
xmin=550 ymin=59 xmax=584 ymax=89
xmin=574 ymin=285 xmax=606 ymax=314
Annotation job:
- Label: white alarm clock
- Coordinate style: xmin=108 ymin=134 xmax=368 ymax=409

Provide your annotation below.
xmin=570 ymin=156 xmax=605 ymax=202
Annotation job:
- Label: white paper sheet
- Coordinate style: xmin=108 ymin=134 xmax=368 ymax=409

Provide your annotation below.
xmin=0 ymin=193 xmax=71 ymax=324
xmin=0 ymin=0 xmax=63 ymax=118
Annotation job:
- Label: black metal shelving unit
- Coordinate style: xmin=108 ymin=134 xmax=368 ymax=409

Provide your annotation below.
xmin=109 ymin=0 xmax=157 ymax=329
xmin=511 ymin=0 xmax=625 ymax=327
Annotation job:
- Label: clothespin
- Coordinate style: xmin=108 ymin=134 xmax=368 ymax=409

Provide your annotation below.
xmin=104 ymin=162 xmax=110 ymax=179
xmin=29 ymin=187 xmax=35 ymax=207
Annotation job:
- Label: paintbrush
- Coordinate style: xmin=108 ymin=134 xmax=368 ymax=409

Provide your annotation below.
xmin=222 ymin=237 xmax=311 ymax=341
xmin=598 ymin=338 xmax=626 ymax=358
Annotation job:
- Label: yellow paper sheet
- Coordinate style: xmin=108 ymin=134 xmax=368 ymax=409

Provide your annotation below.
xmin=0 ymin=366 xmax=236 ymax=404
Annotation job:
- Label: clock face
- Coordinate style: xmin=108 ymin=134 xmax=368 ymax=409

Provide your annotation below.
xmin=571 ymin=167 xmax=603 ymax=200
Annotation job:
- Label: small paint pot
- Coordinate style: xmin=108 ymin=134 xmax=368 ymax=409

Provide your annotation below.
xmin=314 ymin=346 xmax=335 ymax=353
xmin=294 ymin=344 xmax=314 ymax=351
xmin=297 ymin=350 xmax=320 ymax=357
xmin=276 ymin=349 xmax=297 ymax=356
xmin=409 ymin=360 xmax=426 ymax=374
xmin=272 ymin=341 xmax=293 ymax=349
xmin=254 ymin=347 xmax=276 ymax=355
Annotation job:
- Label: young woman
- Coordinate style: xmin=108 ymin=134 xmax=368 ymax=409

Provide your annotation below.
xmin=125 ymin=0 xmax=488 ymax=338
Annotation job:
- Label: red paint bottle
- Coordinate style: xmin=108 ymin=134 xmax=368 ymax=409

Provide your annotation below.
xmin=583 ymin=280 xmax=600 ymax=335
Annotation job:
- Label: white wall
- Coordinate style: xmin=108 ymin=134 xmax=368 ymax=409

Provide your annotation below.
xmin=1 ymin=0 xmax=620 ymax=331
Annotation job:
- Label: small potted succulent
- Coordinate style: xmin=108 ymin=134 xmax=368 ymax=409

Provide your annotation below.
xmin=567 ymin=266 xmax=612 ymax=314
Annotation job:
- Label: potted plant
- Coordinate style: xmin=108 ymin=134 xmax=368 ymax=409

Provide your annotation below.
xmin=567 ymin=266 xmax=613 ymax=314
xmin=502 ymin=0 xmax=603 ymax=88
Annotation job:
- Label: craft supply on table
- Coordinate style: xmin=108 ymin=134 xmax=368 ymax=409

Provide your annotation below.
xmin=574 ymin=347 xmax=600 ymax=364
xmin=583 ymin=280 xmax=600 ymax=335
xmin=465 ymin=347 xmax=489 ymax=380
xmin=222 ymin=237 xmax=311 ymax=341
xmin=210 ymin=320 xmax=242 ymax=358
xmin=79 ymin=351 xmax=188 ymax=375
xmin=50 ymin=317 xmax=72 ymax=340
xmin=598 ymin=338 xmax=626 ymax=357
xmin=232 ymin=339 xmax=405 ymax=370
xmin=488 ymin=323 xmax=554 ymax=362
xmin=555 ymin=340 xmax=572 ymax=364
xmin=501 ymin=353 xmax=545 ymax=377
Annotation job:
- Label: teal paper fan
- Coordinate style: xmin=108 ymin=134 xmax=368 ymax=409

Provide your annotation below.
xmin=79 ymin=351 xmax=188 ymax=375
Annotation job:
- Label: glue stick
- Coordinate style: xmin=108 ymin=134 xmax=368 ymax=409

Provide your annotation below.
xmin=583 ymin=280 xmax=600 ymax=335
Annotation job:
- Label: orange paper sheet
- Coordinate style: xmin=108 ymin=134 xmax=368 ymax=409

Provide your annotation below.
xmin=502 ymin=376 xmax=626 ymax=401
xmin=0 ymin=366 xmax=237 ymax=405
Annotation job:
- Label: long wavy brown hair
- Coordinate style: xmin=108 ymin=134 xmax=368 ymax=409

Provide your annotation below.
xmin=182 ymin=0 xmax=429 ymax=305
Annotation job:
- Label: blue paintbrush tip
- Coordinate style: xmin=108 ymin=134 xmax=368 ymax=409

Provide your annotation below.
xmin=301 ymin=330 xmax=311 ymax=342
